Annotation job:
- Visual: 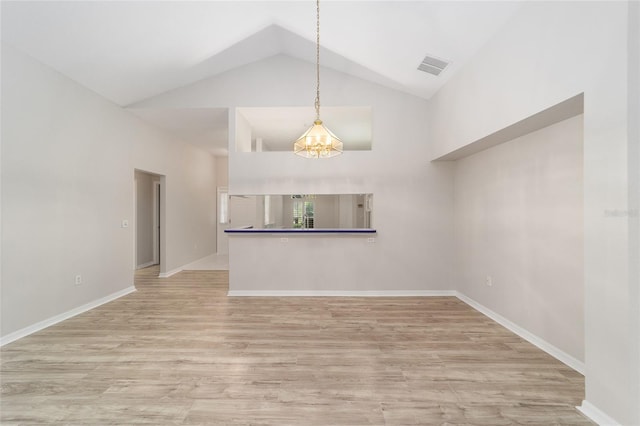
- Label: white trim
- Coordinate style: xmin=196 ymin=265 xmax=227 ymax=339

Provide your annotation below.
xmin=133 ymin=176 xmax=137 ymax=269
xmin=577 ymin=400 xmax=621 ymax=426
xmin=181 ymin=253 xmax=216 ymax=270
xmin=228 ymin=290 xmax=457 ymax=297
xmin=153 ymin=181 xmax=161 ymax=266
xmin=224 ymin=288 xmax=585 ymax=374
xmin=158 ymin=253 xmax=227 ymax=277
xmin=158 ymin=267 xmax=182 ymax=278
xmin=0 ymin=286 xmax=136 ymax=347
xmin=136 ymin=261 xmax=156 ymax=270
xmin=455 ymin=291 xmax=585 ymax=374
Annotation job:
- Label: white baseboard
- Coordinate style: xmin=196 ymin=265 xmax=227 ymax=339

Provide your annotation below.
xmin=226 ymin=288 xmax=584 ymax=374
xmin=2 ymin=280 xmax=586 ymax=385
xmin=136 ymin=261 xmax=156 ymax=270
xmin=577 ymin=400 xmax=621 ymax=426
xmin=0 ymin=286 xmax=136 ymax=347
xmin=158 ymin=253 xmax=228 ymax=278
xmin=228 ymin=290 xmax=458 ymax=297
xmin=181 ymin=253 xmax=220 ymax=270
xmin=158 ymin=253 xmax=222 ymax=277
xmin=158 ymin=267 xmax=182 ymax=278
xmin=455 ymin=291 xmax=585 ymax=374
xmin=157 ymin=254 xmax=221 ymax=278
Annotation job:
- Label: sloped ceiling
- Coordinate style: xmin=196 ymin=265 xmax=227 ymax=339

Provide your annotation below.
xmin=1 ymin=1 xmax=522 ymax=105
xmin=1 ymin=1 xmax=523 ymax=156
xmin=129 ymin=107 xmax=230 ymax=157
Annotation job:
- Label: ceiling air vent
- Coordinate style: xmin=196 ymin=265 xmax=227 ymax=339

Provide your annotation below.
xmin=417 ymin=55 xmax=449 ymax=76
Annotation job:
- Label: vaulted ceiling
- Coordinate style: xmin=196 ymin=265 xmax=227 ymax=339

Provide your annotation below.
xmin=2 ymin=1 xmax=523 ymax=156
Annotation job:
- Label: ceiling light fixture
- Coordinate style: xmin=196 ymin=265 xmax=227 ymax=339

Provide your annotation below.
xmin=294 ymin=0 xmax=343 ymax=159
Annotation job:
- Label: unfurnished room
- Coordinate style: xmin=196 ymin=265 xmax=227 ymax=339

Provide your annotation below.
xmin=1 ymin=1 xmax=638 ymax=425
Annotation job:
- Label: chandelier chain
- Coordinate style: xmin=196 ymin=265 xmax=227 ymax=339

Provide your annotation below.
xmin=293 ymin=0 xmax=343 ymax=158
xmin=315 ymin=0 xmax=320 ymax=120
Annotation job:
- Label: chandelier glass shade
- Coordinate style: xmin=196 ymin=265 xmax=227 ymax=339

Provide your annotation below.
xmin=293 ymin=0 xmax=343 ymax=158
xmin=293 ymin=119 xmax=343 ymax=158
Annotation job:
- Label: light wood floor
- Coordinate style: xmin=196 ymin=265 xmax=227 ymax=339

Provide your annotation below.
xmin=1 ymin=267 xmax=592 ymax=425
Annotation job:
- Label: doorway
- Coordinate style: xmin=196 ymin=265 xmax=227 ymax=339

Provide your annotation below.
xmin=134 ymin=170 xmax=163 ymax=270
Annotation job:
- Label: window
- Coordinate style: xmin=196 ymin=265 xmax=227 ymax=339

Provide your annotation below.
xmin=293 ymin=199 xmax=314 ymax=229
xmin=304 ymin=201 xmax=314 ymax=228
xmin=264 ymin=195 xmax=271 ymax=226
xmin=218 ymin=188 xmax=229 ymax=224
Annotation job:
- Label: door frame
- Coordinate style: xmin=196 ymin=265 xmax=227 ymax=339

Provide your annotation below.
xmin=153 ymin=180 xmax=161 ymax=265
xmin=133 ymin=169 xmax=165 ymax=273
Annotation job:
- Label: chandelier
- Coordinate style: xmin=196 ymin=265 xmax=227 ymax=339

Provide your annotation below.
xmin=293 ymin=0 xmax=343 ymax=158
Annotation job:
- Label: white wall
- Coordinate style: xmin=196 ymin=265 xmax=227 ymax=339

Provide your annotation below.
xmin=339 ymin=195 xmax=355 ymax=228
xmin=228 ymin=195 xmax=257 ymax=228
xmin=135 ymin=54 xmax=455 ymax=293
xmin=214 ymin=157 xmax=229 ymax=255
xmin=228 ymin=235 xmax=380 ymax=294
xmin=454 ymin=115 xmax=584 ymax=362
xmin=630 ymin=4 xmax=640 ymax=423
xmin=1 ymin=44 xmax=217 ymax=338
xmin=155 ymin=144 xmax=217 ymax=272
xmin=215 ymin=156 xmax=228 ymax=187
xmin=235 ymin=111 xmax=252 ymax=153
xmin=429 ymin=2 xmax=638 ymax=424
xmin=271 ymin=195 xmax=284 ymax=228
xmin=311 ymin=195 xmax=337 ymax=228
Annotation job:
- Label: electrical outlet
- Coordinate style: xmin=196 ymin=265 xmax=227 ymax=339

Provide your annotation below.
xmin=367 ymin=238 xmax=375 ymax=243
xmin=121 ymin=220 xmax=129 ymax=228
xmin=485 ymin=275 xmax=493 ymax=287
xmin=280 ymin=238 xmax=288 ymax=243
xmin=75 ymin=275 xmax=82 ymax=286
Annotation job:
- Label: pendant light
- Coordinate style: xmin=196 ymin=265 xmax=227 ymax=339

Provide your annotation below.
xmin=293 ymin=0 xmax=343 ymax=158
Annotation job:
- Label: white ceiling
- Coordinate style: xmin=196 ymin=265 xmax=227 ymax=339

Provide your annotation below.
xmin=1 ymin=1 xmax=523 ymax=155
xmin=128 ymin=108 xmax=230 ymax=156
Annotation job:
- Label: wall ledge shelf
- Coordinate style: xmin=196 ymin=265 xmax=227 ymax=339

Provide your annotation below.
xmin=431 ymin=93 xmax=583 ymax=162
xmin=225 ymin=228 xmax=376 ymax=235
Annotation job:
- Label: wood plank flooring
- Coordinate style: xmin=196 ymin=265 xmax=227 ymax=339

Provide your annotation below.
xmin=1 ymin=267 xmax=593 ymax=425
